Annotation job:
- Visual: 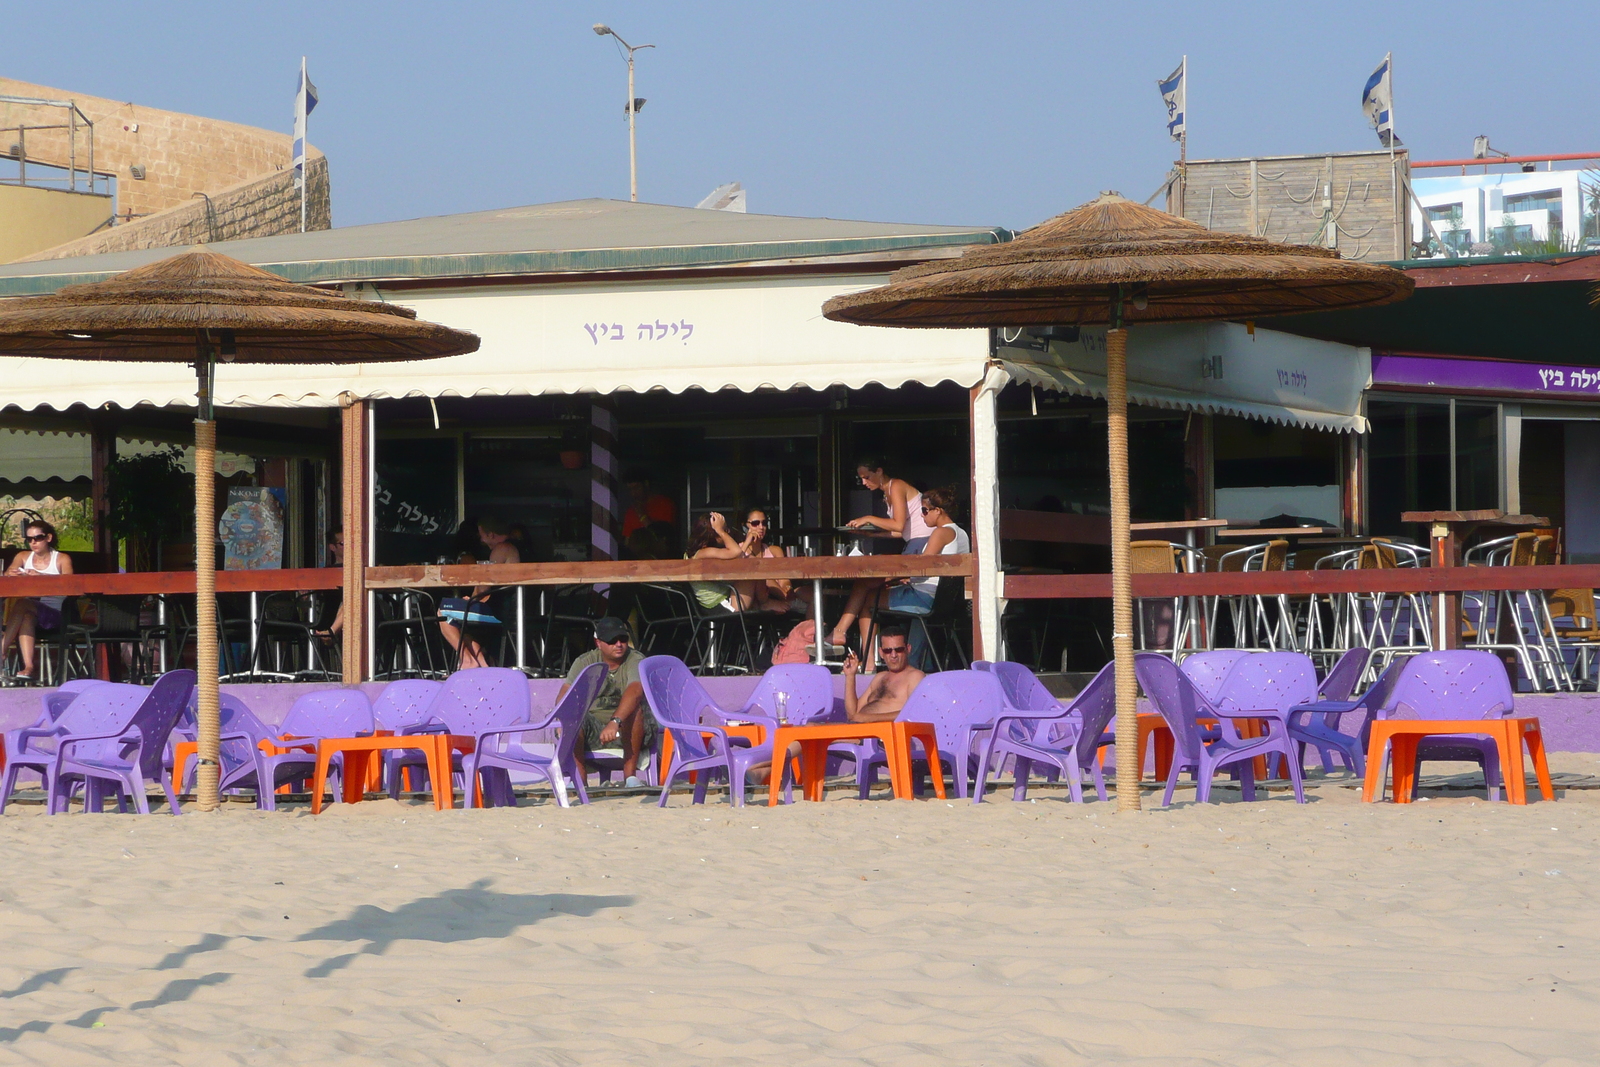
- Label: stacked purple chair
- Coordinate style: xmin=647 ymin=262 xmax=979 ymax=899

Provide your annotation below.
xmin=170 ymin=691 xmax=271 ymax=795
xmin=853 ymin=670 xmax=1002 ymax=799
xmin=1211 ymin=652 xmax=1319 ymax=780
xmin=1377 ymin=650 xmax=1516 ymax=801
xmin=253 ymin=688 xmax=375 ymax=810
xmin=1 ymin=683 xmax=149 ymax=812
xmin=1135 ymin=652 xmax=1306 ymax=804
xmin=469 ymin=663 xmax=606 ymax=808
xmin=641 ymin=655 xmax=774 ymax=807
xmin=384 ymin=668 xmax=530 ymax=802
xmin=48 ymin=670 xmax=197 ymax=815
xmin=972 ymin=661 xmax=1115 ymax=803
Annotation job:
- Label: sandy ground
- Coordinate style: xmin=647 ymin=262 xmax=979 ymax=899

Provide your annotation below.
xmin=3 ymin=759 xmax=1600 ymax=1066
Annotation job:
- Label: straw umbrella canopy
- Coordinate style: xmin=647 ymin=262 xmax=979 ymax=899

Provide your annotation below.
xmin=824 ymin=193 xmax=1412 ymax=813
xmin=0 ymin=249 xmax=479 ymax=811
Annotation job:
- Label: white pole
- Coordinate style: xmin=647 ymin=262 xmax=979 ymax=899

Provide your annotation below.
xmin=627 ymin=52 xmax=638 ymax=202
xmin=300 ymin=57 xmax=308 ymax=234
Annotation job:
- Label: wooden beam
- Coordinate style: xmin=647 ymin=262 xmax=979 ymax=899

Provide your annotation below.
xmin=364 ymin=553 xmax=976 ymax=589
xmin=0 ymin=567 xmax=340 ymax=597
xmin=341 ymin=398 xmax=369 ymax=683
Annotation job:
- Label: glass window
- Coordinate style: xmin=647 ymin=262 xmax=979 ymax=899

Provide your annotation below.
xmin=1367 ymin=400 xmax=1450 ymax=538
xmin=1455 ymin=402 xmax=1500 ymax=510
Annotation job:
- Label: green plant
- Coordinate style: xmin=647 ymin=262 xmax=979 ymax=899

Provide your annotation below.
xmin=105 ymin=447 xmax=191 ymax=567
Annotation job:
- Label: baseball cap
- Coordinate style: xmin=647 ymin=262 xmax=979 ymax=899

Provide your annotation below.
xmin=594 ymin=617 xmax=631 ymax=643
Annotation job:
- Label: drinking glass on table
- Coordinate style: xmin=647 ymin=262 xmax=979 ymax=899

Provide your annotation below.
xmin=775 ymin=691 xmax=789 ymax=724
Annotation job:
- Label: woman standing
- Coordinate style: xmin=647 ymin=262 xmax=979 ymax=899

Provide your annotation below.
xmin=1 ymin=519 xmax=73 ymax=681
xmin=829 ymin=457 xmax=931 ymax=651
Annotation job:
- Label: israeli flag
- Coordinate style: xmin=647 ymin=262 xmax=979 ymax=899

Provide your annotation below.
xmin=1157 ymin=58 xmax=1185 ymax=142
xmin=293 ymin=57 xmax=319 ymax=188
xmin=1361 ymin=54 xmax=1401 ymax=148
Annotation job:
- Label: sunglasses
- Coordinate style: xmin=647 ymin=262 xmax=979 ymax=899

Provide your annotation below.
xmin=25 ymin=534 xmax=48 ymax=542
xmin=747 ymin=519 xmax=767 ymax=527
xmin=919 ymin=506 xmax=941 ymax=515
xmin=880 ymin=644 xmax=908 ymax=655
xmin=599 ymin=635 xmax=630 ymax=645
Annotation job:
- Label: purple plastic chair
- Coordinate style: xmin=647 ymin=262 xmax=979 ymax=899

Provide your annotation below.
xmin=255 ymin=688 xmax=376 ymax=810
xmin=1379 ymin=650 xmax=1516 ymax=801
xmin=170 ymin=691 xmax=265 ymax=794
xmin=373 ymin=679 xmax=445 ymax=731
xmin=49 ymin=670 xmax=197 ymax=815
xmin=973 ymin=661 xmax=1115 ymax=803
xmin=1 ymin=683 xmax=148 ymax=812
xmin=384 ymin=668 xmax=530 ymax=800
xmin=1 ymin=680 xmax=107 ymax=792
xmin=855 ymin=670 xmax=1002 ymax=799
xmin=468 ymin=663 xmax=607 ymax=808
xmin=1181 ymin=650 xmax=1251 ymax=702
xmin=739 ymin=664 xmax=837 ymax=727
xmin=641 ymin=655 xmax=773 ymax=807
xmin=1278 ymin=647 xmax=1372 ymax=773
xmin=1135 ymin=652 xmax=1306 ymax=805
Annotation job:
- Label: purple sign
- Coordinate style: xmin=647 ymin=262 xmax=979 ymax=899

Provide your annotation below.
xmin=1372 ymin=353 xmax=1600 ymax=398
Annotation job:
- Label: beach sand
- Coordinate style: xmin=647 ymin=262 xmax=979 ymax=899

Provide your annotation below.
xmin=3 ymin=762 xmax=1598 ymax=1065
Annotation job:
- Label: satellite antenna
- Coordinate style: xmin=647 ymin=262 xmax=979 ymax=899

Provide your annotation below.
xmin=696 ymin=182 xmax=747 ymax=212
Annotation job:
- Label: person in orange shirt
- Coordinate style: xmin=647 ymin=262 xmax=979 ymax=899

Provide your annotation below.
xmin=621 ymin=471 xmax=676 ymax=539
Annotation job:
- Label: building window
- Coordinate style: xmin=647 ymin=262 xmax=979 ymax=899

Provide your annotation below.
xmin=1366 ymin=397 xmax=1501 ymax=538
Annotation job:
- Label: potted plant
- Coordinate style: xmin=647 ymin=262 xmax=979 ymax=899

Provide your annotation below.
xmin=105 ymin=446 xmax=192 ymax=571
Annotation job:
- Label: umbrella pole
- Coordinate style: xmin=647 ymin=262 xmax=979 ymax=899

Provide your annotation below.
xmin=1107 ymin=326 xmax=1141 ymax=813
xmin=193 ymin=349 xmax=220 ymax=812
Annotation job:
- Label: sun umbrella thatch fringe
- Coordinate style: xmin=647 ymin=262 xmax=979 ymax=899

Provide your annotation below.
xmin=0 ymin=249 xmax=479 ymax=813
xmin=824 ymin=193 xmax=1412 ymax=814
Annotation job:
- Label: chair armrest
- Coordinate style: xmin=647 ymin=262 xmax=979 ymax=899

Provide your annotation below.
xmin=398 ymin=721 xmax=446 ymax=736
xmin=1211 ymin=707 xmax=1283 ymax=719
xmin=473 ymin=723 xmax=544 ymax=746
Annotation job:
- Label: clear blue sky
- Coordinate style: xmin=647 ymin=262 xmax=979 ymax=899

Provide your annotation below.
xmin=10 ymin=1 xmax=1595 ymax=232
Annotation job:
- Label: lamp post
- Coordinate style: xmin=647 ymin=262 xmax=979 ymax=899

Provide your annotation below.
xmin=593 ymin=23 xmax=654 ymax=202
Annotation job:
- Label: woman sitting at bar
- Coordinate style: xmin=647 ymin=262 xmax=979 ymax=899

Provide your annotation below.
xmin=1 ymin=519 xmax=73 ymax=681
xmin=829 ymin=457 xmax=932 ymax=652
xmin=832 ymin=487 xmax=967 ymax=664
xmin=438 ymin=516 xmax=519 ymax=669
xmin=740 ymin=507 xmax=808 ymax=613
xmin=687 ymin=512 xmax=784 ymax=614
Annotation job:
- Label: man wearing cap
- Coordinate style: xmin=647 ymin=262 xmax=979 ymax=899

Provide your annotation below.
xmin=559 ymin=617 xmax=658 ymax=788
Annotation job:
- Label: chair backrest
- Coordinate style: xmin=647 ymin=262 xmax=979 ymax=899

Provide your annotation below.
xmin=41 ymin=679 xmax=107 ymax=726
xmin=122 ymin=670 xmax=198 ymax=778
xmin=537 ymin=661 xmax=609 ymax=773
xmin=1130 ymin=541 xmax=1178 ymax=575
xmin=54 ymin=683 xmax=151 ymax=762
xmin=1214 ymin=652 xmax=1318 ymax=716
xmin=216 ymin=695 xmax=274 ymax=778
xmin=638 ymin=655 xmax=726 ymax=762
xmin=1259 ymin=540 xmax=1289 ymax=572
xmin=423 ymin=668 xmax=531 ymax=735
xmin=373 ymin=679 xmax=446 ymax=730
xmin=1062 ymin=662 xmax=1116 ymax=767
xmin=1548 ymin=589 xmax=1598 ymax=631
xmin=1359 ymin=541 xmax=1398 ymax=569
xmin=744 ymin=664 xmax=835 ymax=724
xmin=1386 ymin=651 xmax=1514 ymax=721
xmin=1180 ymin=650 xmax=1250 ymax=702
xmin=1318 ymin=647 xmax=1370 ymax=702
xmin=279 ymin=688 xmax=375 ymax=739
xmin=895 ymin=669 xmax=1003 ymax=758
xmin=1134 ymin=652 xmax=1217 ymax=762
xmin=929 ymin=575 xmax=966 ymax=621
xmin=973 ymin=660 xmax=1060 ymax=712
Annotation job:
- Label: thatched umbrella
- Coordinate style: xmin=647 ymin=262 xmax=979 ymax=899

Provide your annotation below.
xmin=824 ymin=193 xmax=1412 ymax=812
xmin=0 ymin=249 xmax=478 ymax=811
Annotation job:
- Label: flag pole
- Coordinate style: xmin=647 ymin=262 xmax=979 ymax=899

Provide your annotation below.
xmin=299 ymin=56 xmax=308 ymax=234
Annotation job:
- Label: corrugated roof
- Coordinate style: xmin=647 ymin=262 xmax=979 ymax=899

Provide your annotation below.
xmin=0 ymin=198 xmax=1006 ymax=294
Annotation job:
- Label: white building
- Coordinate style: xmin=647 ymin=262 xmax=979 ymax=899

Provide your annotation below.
xmin=1411 ymin=167 xmax=1599 ymax=255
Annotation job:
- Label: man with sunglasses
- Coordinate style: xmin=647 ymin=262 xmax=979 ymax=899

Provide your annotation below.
xmin=559 ymin=616 xmax=657 ymax=787
xmin=843 ymin=623 xmax=924 ymax=722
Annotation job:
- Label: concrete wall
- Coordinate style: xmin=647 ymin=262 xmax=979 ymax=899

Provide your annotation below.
xmin=0 ymin=184 xmax=112 ymax=261
xmin=0 ymin=76 xmax=330 ymax=260
xmin=17 ymin=154 xmax=329 ymax=262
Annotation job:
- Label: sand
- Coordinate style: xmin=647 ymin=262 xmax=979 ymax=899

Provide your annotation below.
xmin=3 ymin=763 xmax=1599 ymax=1066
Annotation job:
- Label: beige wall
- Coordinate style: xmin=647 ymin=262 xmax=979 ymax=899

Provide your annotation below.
xmin=0 ymin=184 xmax=113 ymax=262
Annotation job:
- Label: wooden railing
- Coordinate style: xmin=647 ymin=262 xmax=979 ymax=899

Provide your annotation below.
xmin=1004 ymin=564 xmax=1600 ymax=599
xmin=0 ymin=567 xmax=341 ymax=598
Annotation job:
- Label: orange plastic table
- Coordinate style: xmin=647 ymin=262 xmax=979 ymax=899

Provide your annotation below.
xmin=660 ymin=722 xmax=765 ymax=781
xmin=170 ymin=736 xmax=311 ymax=799
xmin=1135 ymin=713 xmax=1268 ymax=781
xmin=766 ymin=721 xmax=945 ymax=805
xmin=311 ymin=733 xmax=475 ymax=813
xmin=1362 ymin=717 xmax=1554 ymax=804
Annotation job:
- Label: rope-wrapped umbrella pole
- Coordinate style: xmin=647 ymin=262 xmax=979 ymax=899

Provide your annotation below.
xmin=0 ymin=249 xmax=479 ymax=812
xmin=824 ymin=193 xmax=1413 ymax=814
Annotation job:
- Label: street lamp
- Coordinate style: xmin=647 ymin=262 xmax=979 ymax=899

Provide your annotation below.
xmin=593 ymin=23 xmax=655 ymax=202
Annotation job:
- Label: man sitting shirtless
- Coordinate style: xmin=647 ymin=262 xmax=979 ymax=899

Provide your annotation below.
xmin=842 ymin=624 xmax=925 ymax=721
xmin=747 ymin=624 xmax=925 ymax=788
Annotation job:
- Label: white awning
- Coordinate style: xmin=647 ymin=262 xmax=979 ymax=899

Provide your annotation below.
xmin=0 ymin=275 xmax=992 ymax=411
xmin=997 ymin=322 xmax=1371 ymax=433
xmin=0 ymin=429 xmax=89 ymax=482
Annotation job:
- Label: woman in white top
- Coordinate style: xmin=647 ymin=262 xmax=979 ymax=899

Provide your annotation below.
xmin=2 ymin=519 xmax=74 ymax=680
xmin=884 ymin=486 xmax=969 ymax=616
